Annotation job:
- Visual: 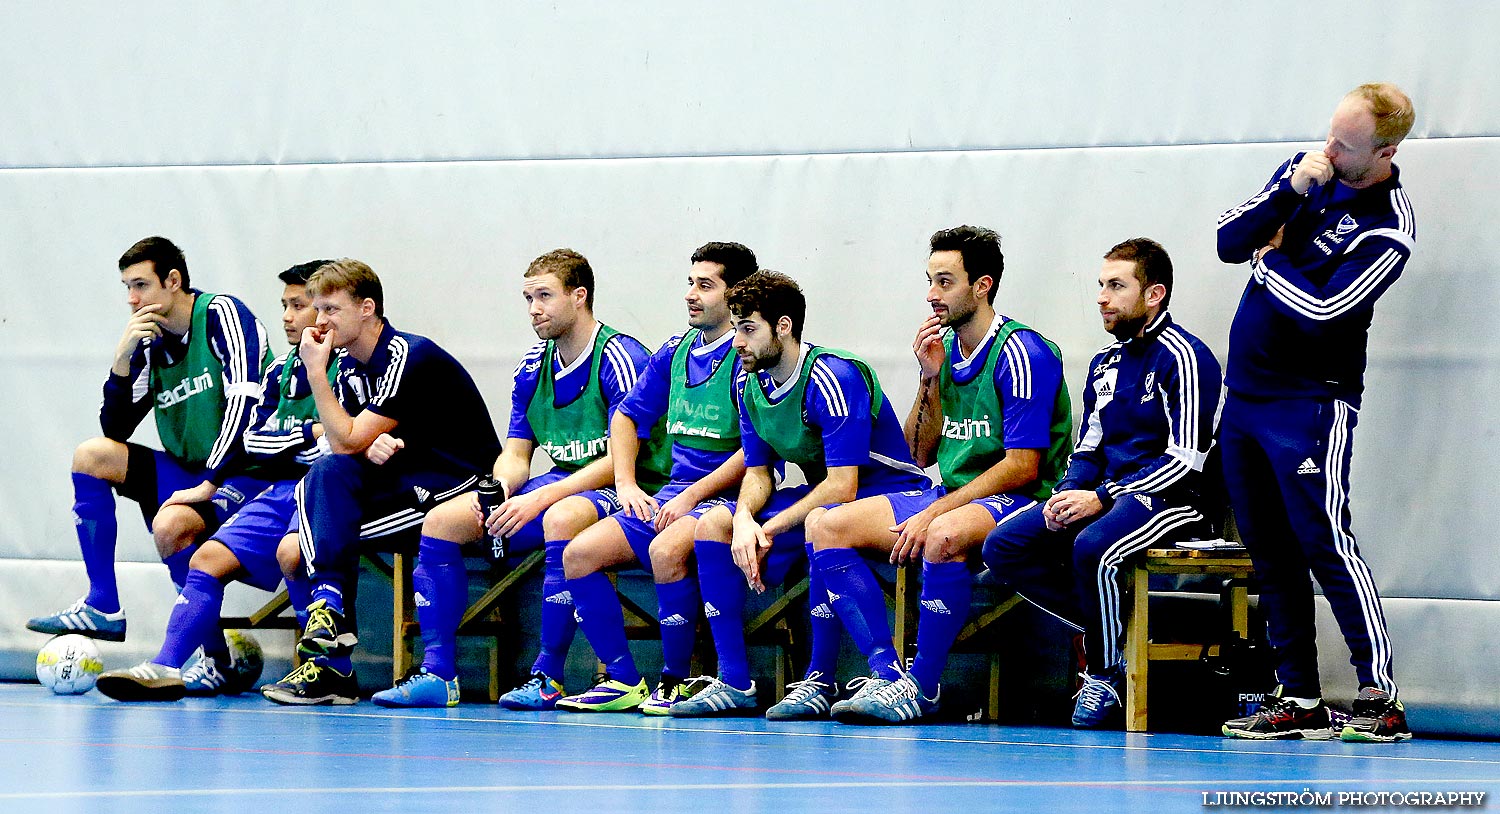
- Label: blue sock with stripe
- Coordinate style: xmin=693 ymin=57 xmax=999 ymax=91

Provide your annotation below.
xmin=568 ymin=571 xmax=641 ymax=685
xmin=414 ymin=535 xmax=465 ymax=680
xmin=531 ymin=539 xmax=577 ymax=680
xmin=910 ymin=560 xmax=970 ymax=696
xmin=74 ymin=473 xmax=121 ymax=613
xmin=697 ymin=540 xmax=751 ymax=690
xmin=155 ymin=569 xmax=225 ymax=668
xmin=812 ymin=547 xmax=901 ymax=681
xmin=655 ymin=577 xmax=699 ymax=680
xmin=805 ymin=542 xmax=842 ymax=681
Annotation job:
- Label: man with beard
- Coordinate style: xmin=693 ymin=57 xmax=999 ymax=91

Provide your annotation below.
xmin=668 ymin=270 xmax=932 ymax=719
xmin=1217 ymin=84 xmax=1415 ymax=743
xmin=982 ymin=238 xmax=1222 ymax=729
xmin=804 ymin=226 xmax=1073 ymax=725
xmin=554 ymin=242 xmax=758 ymax=713
xmin=370 ymin=248 xmax=659 ymax=708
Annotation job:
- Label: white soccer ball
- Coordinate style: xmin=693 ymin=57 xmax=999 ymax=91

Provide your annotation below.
xmin=36 ymin=634 xmax=104 ymax=695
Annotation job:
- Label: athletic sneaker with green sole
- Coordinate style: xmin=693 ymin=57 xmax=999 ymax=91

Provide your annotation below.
xmin=555 ymin=676 xmax=649 ymax=712
xmin=1340 ymin=687 xmax=1412 ymax=743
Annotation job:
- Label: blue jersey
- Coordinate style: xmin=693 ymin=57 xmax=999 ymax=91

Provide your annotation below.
xmin=100 ymin=290 xmax=268 ymax=483
xmin=948 ymin=314 xmax=1066 ymax=451
xmin=619 ymin=329 xmax=739 ymax=482
xmin=1057 ymin=312 xmax=1222 ymax=507
xmin=1217 ymin=153 xmax=1415 ymax=405
xmin=507 ymin=324 xmax=650 ymax=441
xmin=738 ymin=343 xmax=930 ymax=493
xmin=338 ymin=321 xmax=500 ymax=476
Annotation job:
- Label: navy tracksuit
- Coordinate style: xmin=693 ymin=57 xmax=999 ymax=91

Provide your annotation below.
xmin=983 ymin=312 xmax=1222 ymax=674
xmin=1217 ymin=153 xmax=1414 ymax=699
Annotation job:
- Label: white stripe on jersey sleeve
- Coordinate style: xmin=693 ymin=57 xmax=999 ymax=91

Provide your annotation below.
xmin=809 ymin=359 xmax=850 ymax=417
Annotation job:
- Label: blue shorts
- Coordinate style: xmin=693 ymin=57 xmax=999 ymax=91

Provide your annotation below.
xmin=610 ymin=481 xmax=735 ymax=567
xmin=503 ymin=469 xmax=621 ymax=554
xmin=211 ymin=481 xmax=298 ymax=592
xmin=884 ymin=485 xmax=1039 ymax=526
xmin=708 ymin=485 xmax=815 ymax=588
xmin=124 ymin=446 xmax=271 ymax=533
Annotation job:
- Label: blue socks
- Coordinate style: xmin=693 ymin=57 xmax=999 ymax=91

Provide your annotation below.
xmin=655 ymin=578 xmax=699 ymax=680
xmin=531 ymin=539 xmax=578 ymax=680
xmin=163 ymin=547 xmax=194 ymax=592
xmin=910 ymin=560 xmax=970 ymax=696
xmin=414 ymin=535 xmax=466 ymax=680
xmin=311 ymin=582 xmax=344 ymax=615
xmin=812 ymin=547 xmax=901 ymax=681
xmin=696 ymin=540 xmax=751 ymax=690
xmin=75 ymin=473 xmax=121 ymax=613
xmin=568 ymin=571 xmax=641 ymax=686
xmin=155 ymin=569 xmax=226 ymax=668
xmin=805 ymin=542 xmax=842 ymax=680
xmin=286 ymin=572 xmax=312 ymax=630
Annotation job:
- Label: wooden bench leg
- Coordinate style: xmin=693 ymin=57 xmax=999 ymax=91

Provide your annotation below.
xmin=392 ymin=551 xmax=415 ymax=683
xmin=1124 ymin=562 xmax=1150 ymax=732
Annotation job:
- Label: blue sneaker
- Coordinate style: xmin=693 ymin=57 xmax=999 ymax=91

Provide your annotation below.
xmin=498 ymin=673 xmax=566 ymax=710
xmin=27 ymin=598 xmax=127 ymax=642
xmin=668 ymin=678 xmax=758 ymax=717
xmin=182 ymin=651 xmax=231 ymax=697
xmin=834 ymin=672 xmax=939 ymax=725
xmin=765 ymin=672 xmax=836 ymax=721
xmin=372 ymin=669 xmax=461 ymax=708
xmin=1072 ymin=669 xmax=1123 ymax=728
xmin=829 ymin=675 xmax=892 ymax=720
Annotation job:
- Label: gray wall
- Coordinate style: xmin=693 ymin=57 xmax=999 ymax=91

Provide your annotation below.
xmin=1 ymin=2 xmax=1495 ymax=734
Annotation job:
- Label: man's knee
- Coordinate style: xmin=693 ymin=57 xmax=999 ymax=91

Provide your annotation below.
xmin=925 ymin=514 xmax=983 ymax=564
xmin=422 ymin=494 xmax=482 ymax=543
xmin=542 ymin=496 xmax=601 ymax=541
xmin=72 ymin=437 xmax=128 ymax=482
xmin=189 ymin=541 xmax=241 ymax=579
xmin=276 ymin=534 xmax=302 ymax=579
xmin=695 ymin=506 xmax=732 ymax=543
xmin=152 ymin=505 xmax=206 ymax=558
xmin=649 ymin=521 xmax=696 ymax=582
xmin=806 ymin=506 xmax=835 ymax=549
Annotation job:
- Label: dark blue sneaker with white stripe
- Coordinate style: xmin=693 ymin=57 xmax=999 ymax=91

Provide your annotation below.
xmin=668 ymin=678 xmax=758 ymax=717
xmin=1072 ymin=668 xmax=1123 ymax=728
xmin=833 ymin=672 xmax=939 ymax=725
xmin=27 ymin=598 xmax=127 ymax=642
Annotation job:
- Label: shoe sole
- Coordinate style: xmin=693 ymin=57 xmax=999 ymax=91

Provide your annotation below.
xmin=831 ymin=709 xmax=917 ymax=726
xmin=1340 ymin=727 xmax=1413 ymax=743
xmin=96 ymin=675 xmax=186 ymax=702
xmin=555 ymin=695 xmax=648 ymax=712
xmin=1222 ymin=726 xmax=1336 ymax=740
xmin=28 ymin=624 xmax=126 ymax=643
xmin=765 ymin=708 xmax=830 ymax=721
xmin=372 ymin=697 xmax=457 ymax=708
xmin=498 ymin=699 xmax=560 ymax=711
xmin=261 ymin=689 xmax=358 ymax=706
xmin=296 ymin=633 xmax=358 ymax=659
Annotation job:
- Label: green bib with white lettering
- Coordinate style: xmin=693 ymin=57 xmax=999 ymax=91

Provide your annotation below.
xmin=526 ymin=326 xmax=671 ymax=491
xmin=742 ymin=346 xmax=881 ymax=483
xmin=936 ymin=320 xmax=1072 ymax=500
xmin=665 ymin=329 xmax=740 ymax=452
xmin=265 ymin=350 xmax=338 ymax=431
xmin=149 ymin=294 xmax=229 ymax=468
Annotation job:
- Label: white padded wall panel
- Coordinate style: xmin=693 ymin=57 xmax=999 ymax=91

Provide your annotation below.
xmin=2 ymin=2 xmax=1494 ymax=168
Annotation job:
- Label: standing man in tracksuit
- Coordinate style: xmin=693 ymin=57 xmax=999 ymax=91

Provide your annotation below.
xmin=983 ymin=238 xmax=1222 ymax=729
xmin=1217 ymin=83 xmax=1415 ymax=743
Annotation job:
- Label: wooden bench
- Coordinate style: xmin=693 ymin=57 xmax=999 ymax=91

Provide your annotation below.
xmin=1123 ymin=544 xmax=1255 ymax=732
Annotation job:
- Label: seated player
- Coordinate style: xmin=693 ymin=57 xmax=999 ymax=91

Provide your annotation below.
xmin=668 ymin=270 xmax=933 ymax=719
xmin=369 ymin=249 xmax=655 ymax=708
xmin=809 ymin=226 xmax=1072 ymax=724
xmin=982 ymin=238 xmax=1222 ymax=728
xmin=261 ymin=259 xmax=500 ymax=706
xmin=553 ymin=242 xmax=758 ymax=714
xmin=29 ymin=237 xmax=272 ymax=642
xmin=97 ymin=260 xmax=345 ymax=700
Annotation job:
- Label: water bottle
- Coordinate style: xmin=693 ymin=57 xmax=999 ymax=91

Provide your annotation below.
xmin=475 ymin=476 xmax=507 ymax=562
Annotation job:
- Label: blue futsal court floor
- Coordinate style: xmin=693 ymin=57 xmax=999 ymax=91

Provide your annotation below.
xmin=3 ymin=684 xmax=1497 ymax=813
